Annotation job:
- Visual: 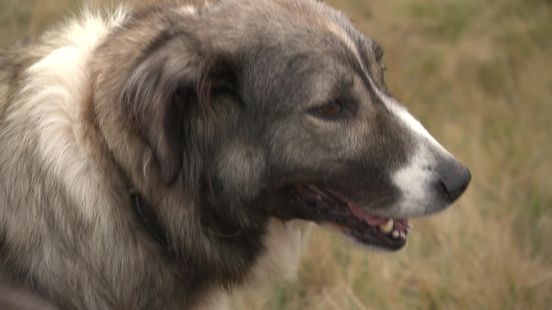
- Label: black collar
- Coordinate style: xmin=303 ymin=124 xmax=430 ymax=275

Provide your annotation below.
xmin=129 ymin=187 xmax=246 ymax=247
xmin=129 ymin=189 xmax=169 ymax=248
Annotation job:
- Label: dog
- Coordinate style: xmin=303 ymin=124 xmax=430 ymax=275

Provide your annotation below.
xmin=0 ymin=0 xmax=471 ymax=308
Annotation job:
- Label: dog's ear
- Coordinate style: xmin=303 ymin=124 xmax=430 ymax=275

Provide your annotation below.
xmin=122 ymin=36 xmax=229 ymax=185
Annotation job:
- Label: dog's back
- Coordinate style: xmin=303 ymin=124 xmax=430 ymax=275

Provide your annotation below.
xmin=0 ymin=50 xmax=17 ymax=117
xmin=0 ymin=43 xmax=63 ymax=310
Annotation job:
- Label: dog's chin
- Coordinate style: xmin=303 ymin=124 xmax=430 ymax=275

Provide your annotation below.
xmin=284 ymin=185 xmax=410 ymax=251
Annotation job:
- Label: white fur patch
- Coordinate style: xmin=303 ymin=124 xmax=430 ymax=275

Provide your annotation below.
xmin=390 ymin=147 xmax=434 ymax=217
xmin=178 ymin=5 xmax=197 ymax=15
xmin=11 ymin=12 xmax=127 ymax=220
xmin=365 ymin=74 xmax=452 ymax=217
xmin=246 ymin=219 xmax=312 ymax=285
xmin=195 ymin=289 xmax=229 ymax=310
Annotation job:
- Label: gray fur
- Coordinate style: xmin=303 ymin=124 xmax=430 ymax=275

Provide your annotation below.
xmin=0 ymin=0 xmax=469 ymax=309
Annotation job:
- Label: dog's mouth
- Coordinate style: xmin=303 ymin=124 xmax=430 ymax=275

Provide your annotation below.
xmin=286 ymin=185 xmax=410 ymax=251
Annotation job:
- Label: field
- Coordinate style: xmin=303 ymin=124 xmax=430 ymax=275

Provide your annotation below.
xmin=1 ymin=0 xmax=551 ymax=309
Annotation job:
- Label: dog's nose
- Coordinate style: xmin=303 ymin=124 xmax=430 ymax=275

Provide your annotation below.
xmin=437 ymin=160 xmax=471 ymax=202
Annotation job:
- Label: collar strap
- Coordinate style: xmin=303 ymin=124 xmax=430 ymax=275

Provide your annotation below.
xmin=130 ymin=187 xmax=246 ymax=246
xmin=129 ymin=189 xmax=169 ymax=248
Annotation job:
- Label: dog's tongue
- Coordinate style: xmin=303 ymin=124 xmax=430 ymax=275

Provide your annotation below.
xmin=348 ymin=204 xmax=389 ymax=225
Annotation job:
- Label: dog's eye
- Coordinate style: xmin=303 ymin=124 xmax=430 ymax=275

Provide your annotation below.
xmin=310 ymin=100 xmax=350 ymax=120
xmin=320 ymin=101 xmax=342 ymax=116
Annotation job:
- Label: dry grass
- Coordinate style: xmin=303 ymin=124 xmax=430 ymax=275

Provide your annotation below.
xmin=1 ymin=0 xmax=551 ymax=308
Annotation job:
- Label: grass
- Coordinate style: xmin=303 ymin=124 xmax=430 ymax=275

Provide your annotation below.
xmin=1 ymin=0 xmax=551 ymax=308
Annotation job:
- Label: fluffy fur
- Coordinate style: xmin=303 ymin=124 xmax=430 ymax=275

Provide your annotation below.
xmin=0 ymin=0 xmax=469 ymax=309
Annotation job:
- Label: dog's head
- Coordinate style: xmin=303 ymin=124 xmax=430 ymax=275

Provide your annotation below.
xmin=121 ymin=0 xmax=470 ymax=251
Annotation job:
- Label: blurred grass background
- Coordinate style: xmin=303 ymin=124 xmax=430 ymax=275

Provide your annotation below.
xmin=1 ymin=0 xmax=551 ymax=309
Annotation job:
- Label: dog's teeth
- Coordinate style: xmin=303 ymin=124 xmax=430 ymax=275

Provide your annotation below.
xmin=378 ymin=219 xmax=394 ymax=234
xmin=399 ymin=231 xmax=406 ymax=239
xmin=392 ymin=230 xmax=400 ymax=238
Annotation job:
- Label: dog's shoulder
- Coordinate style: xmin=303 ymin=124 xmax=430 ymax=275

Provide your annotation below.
xmin=0 ymin=9 xmax=127 ymax=121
